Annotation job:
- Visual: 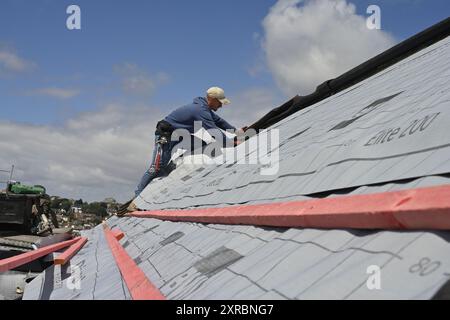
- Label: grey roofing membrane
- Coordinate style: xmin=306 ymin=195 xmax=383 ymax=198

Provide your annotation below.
xmin=23 ymin=228 xmax=131 ymax=300
xmin=23 ymin=35 xmax=450 ymax=300
xmin=134 ymin=35 xmax=450 ymax=210
xmin=24 ymin=214 xmax=450 ymax=300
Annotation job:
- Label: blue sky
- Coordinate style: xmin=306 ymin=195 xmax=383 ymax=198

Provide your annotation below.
xmin=0 ymin=0 xmax=449 ymax=201
xmin=1 ymin=0 xmax=276 ymax=125
xmin=1 ymin=0 xmax=449 ymax=125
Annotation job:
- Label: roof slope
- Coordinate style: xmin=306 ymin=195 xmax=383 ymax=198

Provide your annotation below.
xmin=24 ymin=215 xmax=450 ymax=300
xmin=24 ymin=23 xmax=450 ymax=300
xmin=135 ymin=34 xmax=450 ymax=211
xmin=23 ymin=227 xmax=131 ymax=300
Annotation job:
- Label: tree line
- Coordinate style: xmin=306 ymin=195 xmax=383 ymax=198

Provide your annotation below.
xmin=50 ymin=197 xmax=111 ymax=217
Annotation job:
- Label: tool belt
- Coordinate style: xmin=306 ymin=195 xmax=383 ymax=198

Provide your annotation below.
xmin=156 ymin=120 xmax=174 ymax=143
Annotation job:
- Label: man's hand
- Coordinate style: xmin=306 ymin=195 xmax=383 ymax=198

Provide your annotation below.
xmin=235 ymin=127 xmax=248 ymax=137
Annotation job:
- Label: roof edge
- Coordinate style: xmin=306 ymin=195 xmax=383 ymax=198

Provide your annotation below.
xmin=130 ymin=184 xmax=450 ymax=231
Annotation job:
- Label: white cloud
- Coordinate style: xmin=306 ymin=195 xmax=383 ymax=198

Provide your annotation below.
xmin=114 ymin=63 xmax=169 ymax=96
xmin=262 ymin=0 xmax=396 ymax=96
xmin=0 ymin=104 xmax=165 ymax=203
xmin=0 ymin=86 xmax=280 ymax=202
xmin=0 ymin=58 xmax=174 ymax=202
xmin=0 ymin=47 xmax=36 ymax=74
xmin=32 ymin=87 xmax=80 ymax=99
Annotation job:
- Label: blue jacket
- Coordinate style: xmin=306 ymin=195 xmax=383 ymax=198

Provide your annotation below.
xmin=164 ymin=97 xmax=235 ymax=143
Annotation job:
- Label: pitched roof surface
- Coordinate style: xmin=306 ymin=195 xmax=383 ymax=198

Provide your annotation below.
xmin=135 ymin=35 xmax=450 ymax=211
xmin=23 ymin=24 xmax=450 ymax=300
xmin=24 ymin=213 xmax=450 ymax=300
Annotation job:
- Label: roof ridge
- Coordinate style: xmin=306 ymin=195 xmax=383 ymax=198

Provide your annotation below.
xmin=250 ymin=17 xmax=450 ymax=131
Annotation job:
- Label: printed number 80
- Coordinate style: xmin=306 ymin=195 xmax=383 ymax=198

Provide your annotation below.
xmin=409 ymin=258 xmax=441 ymax=276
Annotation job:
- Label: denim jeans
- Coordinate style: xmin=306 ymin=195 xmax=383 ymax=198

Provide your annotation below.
xmin=135 ymin=133 xmax=175 ymax=197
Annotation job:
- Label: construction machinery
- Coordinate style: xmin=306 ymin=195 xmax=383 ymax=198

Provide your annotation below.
xmin=0 ymin=177 xmax=73 ymax=300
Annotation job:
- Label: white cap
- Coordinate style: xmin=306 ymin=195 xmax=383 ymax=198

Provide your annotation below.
xmin=207 ymin=87 xmax=231 ymax=105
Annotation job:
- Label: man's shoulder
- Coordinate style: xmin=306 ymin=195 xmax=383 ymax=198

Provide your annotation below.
xmin=180 ymin=97 xmax=206 ymax=109
xmin=171 ymin=101 xmax=197 ymax=113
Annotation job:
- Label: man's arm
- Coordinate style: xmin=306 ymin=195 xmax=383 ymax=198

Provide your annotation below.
xmin=211 ymin=112 xmax=235 ymax=131
xmin=198 ymin=108 xmax=234 ymax=146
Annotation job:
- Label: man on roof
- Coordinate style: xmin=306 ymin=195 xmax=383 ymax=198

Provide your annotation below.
xmin=133 ymin=86 xmax=243 ymax=199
